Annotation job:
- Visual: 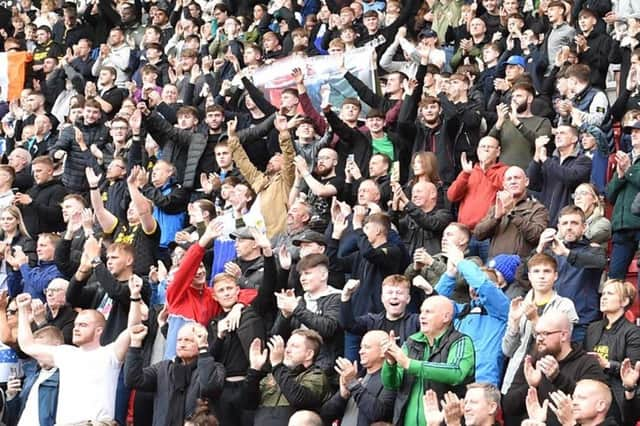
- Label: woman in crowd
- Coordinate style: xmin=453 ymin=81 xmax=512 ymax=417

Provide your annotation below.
xmin=0 ymin=207 xmax=36 ymax=292
xmin=573 ymin=182 xmax=612 ymax=246
xmin=585 ymin=279 xmax=640 ymax=424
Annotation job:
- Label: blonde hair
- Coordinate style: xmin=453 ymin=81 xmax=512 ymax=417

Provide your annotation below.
xmin=0 ymin=206 xmax=31 ymax=239
xmin=602 ymin=279 xmax=637 ymax=311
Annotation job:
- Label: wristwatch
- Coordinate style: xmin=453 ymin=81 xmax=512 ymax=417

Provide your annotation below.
xmin=91 ymin=256 xmax=102 ymax=267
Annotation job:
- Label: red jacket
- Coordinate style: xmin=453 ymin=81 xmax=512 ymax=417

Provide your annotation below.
xmin=166 ymin=244 xmax=257 ymax=325
xmin=447 ymin=162 xmax=509 ymax=230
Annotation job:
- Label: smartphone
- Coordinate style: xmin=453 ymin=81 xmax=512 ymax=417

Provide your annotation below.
xmin=391 ymin=161 xmax=400 ymax=183
xmin=347 ymin=154 xmax=355 ymax=163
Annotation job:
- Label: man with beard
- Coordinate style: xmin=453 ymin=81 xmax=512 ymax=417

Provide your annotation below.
xmin=290 ymin=148 xmax=343 ymax=232
xmin=503 ymin=311 xmax=605 ymax=426
xmin=488 ymin=83 xmax=552 ymax=169
xmin=242 ymin=330 xmax=332 ymax=424
xmin=535 ymin=205 xmax=606 ymax=342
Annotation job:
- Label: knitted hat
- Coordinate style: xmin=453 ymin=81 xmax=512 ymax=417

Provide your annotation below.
xmin=487 ymin=254 xmax=521 ymax=285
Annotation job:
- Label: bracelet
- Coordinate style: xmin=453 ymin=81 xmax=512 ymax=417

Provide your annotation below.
xmin=130 ymin=297 xmax=142 ymax=302
xmin=624 ymin=384 xmax=637 ymax=392
xmin=90 ymin=186 xmax=98 ymax=191
xmin=198 ymin=346 xmax=208 ymax=352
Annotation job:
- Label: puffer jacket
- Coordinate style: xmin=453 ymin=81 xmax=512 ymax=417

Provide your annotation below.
xmin=143 ymin=112 xmax=208 ymax=190
xmin=52 ymin=122 xmax=108 ymax=192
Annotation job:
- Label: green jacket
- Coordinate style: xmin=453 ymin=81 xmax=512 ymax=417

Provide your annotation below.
xmin=381 ymin=328 xmax=475 ymax=426
xmin=607 ymin=157 xmax=640 ymax=232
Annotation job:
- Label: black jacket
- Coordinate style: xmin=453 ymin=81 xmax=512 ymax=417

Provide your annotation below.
xmin=340 ymin=302 xmax=420 ymax=345
xmin=54 ymin=228 xmax=86 ymax=279
xmin=143 ymin=112 xmax=209 ymax=190
xmin=125 ymin=348 xmax=225 ymax=426
xmin=320 ymin=368 xmax=395 ymax=426
xmin=21 ymin=179 xmax=67 ymax=236
xmin=66 ymin=263 xmax=151 ymax=345
xmin=327 ymin=229 xmax=405 ymax=317
xmin=503 ymin=344 xmax=607 ymax=426
xmin=52 ymin=121 xmax=107 ymax=192
xmin=243 ymin=364 xmax=330 ymax=426
xmin=390 ymin=203 xmax=453 ymax=256
xmin=271 ymin=290 xmax=343 ymax=374
xmin=585 ymin=316 xmax=640 ymax=423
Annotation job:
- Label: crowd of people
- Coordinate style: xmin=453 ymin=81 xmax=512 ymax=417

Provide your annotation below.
xmin=0 ymin=0 xmax=638 ymax=424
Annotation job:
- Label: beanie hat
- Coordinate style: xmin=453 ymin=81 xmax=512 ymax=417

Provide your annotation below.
xmin=487 ymin=254 xmax=521 ymax=285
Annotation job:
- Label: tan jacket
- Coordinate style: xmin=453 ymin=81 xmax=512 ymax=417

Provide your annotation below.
xmin=473 ymin=197 xmax=549 ymax=258
xmin=228 ymin=132 xmax=295 ymax=238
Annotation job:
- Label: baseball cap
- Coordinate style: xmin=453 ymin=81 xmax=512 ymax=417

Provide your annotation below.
xmin=506 ymin=55 xmax=526 ymax=68
xmin=292 ymin=230 xmax=327 ymax=246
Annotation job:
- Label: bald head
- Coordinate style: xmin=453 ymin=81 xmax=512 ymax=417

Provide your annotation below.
xmin=503 ymin=166 xmax=529 ymax=198
xmin=288 ymin=410 xmax=323 ymax=426
xmin=572 ymin=379 xmax=612 ymax=424
xmin=538 ymin=311 xmax=572 ymax=334
xmin=411 ymin=181 xmax=438 ymax=210
xmin=419 ymin=295 xmax=454 ymax=338
xmin=360 ymin=329 xmax=389 ymax=371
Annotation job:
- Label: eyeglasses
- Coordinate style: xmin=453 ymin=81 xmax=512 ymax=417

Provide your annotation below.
xmin=573 ymin=190 xmax=594 ymax=198
xmin=533 ymin=330 xmax=564 ymax=340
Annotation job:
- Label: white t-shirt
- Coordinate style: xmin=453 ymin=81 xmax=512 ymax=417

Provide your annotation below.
xmin=52 ymin=344 xmax=122 ymax=424
xmin=17 ymin=367 xmax=57 ymax=426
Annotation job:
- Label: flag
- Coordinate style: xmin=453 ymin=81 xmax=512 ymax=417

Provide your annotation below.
xmin=0 ymin=51 xmax=32 ymax=102
xmin=252 ymin=47 xmax=377 ymax=114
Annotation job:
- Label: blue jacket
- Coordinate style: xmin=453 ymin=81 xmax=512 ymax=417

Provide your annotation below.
xmin=6 ymin=367 xmax=59 ymax=426
xmin=149 ymin=181 xmax=187 ymax=248
xmin=7 ymin=261 xmax=63 ymax=302
xmin=549 ymin=238 xmax=606 ymax=325
xmin=435 ymin=260 xmax=509 ymax=386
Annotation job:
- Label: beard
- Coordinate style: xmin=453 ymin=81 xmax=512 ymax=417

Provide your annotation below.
xmin=314 ymin=166 xmax=332 ymax=177
xmin=535 ymin=344 xmax=561 ymax=359
xmin=515 ymin=101 xmax=528 ymax=114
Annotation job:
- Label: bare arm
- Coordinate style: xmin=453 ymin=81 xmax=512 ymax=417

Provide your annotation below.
xmin=16 ymin=294 xmax=55 ymax=366
xmin=87 ymin=168 xmax=118 ymax=233
xmin=112 ymin=328 xmax=132 ymax=363
xmin=127 ymin=166 xmax=158 ymax=235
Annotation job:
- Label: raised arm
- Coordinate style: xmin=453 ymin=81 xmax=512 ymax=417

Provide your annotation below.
xmin=127 ymin=165 xmax=158 ymax=234
xmin=87 ymin=167 xmax=118 ymax=233
xmin=16 ymin=293 xmax=56 ymax=367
